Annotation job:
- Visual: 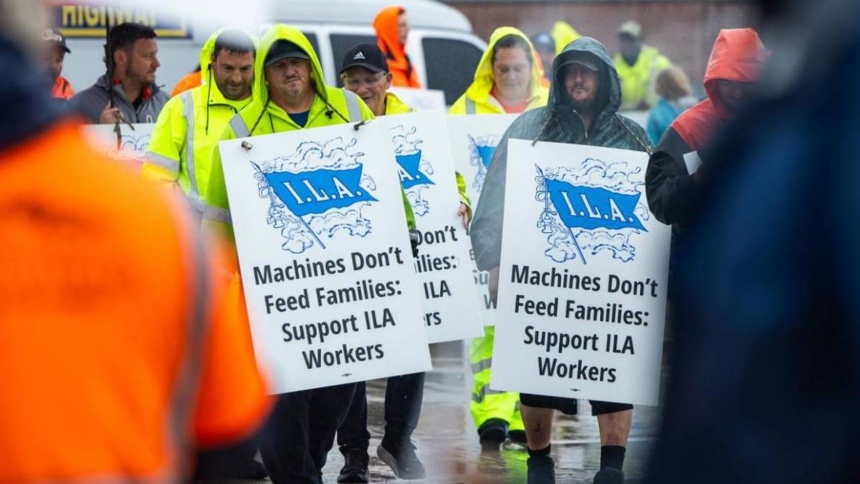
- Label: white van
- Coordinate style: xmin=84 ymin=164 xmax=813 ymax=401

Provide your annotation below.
xmin=60 ymin=0 xmax=486 ymax=105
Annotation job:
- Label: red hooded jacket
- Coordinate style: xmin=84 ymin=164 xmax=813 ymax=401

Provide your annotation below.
xmin=672 ymin=29 xmax=767 ymax=150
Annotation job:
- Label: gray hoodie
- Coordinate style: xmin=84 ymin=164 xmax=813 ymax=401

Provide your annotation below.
xmin=71 ymin=74 xmax=169 ymax=124
xmin=470 ymin=37 xmax=653 ymax=271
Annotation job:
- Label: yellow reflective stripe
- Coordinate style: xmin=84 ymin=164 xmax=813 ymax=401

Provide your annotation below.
xmin=230 ymin=113 xmax=251 ymax=138
xmin=343 ymin=90 xmax=362 ymax=122
xmin=471 ymin=357 xmax=492 ymax=374
xmin=180 ymin=91 xmax=201 ymax=204
xmin=472 ymin=384 xmax=508 ymax=403
xmin=202 ymin=205 xmax=232 ymax=224
xmin=143 ymin=152 xmax=180 ymax=174
xmin=465 ymin=98 xmax=476 ymax=114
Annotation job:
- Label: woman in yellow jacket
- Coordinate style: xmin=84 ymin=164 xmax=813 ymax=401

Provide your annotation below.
xmin=450 ymin=26 xmax=548 ymax=450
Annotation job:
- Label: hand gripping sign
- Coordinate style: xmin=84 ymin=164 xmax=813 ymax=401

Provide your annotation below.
xmin=387 ymin=111 xmax=483 ymax=343
xmin=219 ymin=121 xmax=432 ymax=394
xmin=447 ymin=114 xmax=519 ymax=326
xmin=491 ymin=140 xmax=671 ymax=406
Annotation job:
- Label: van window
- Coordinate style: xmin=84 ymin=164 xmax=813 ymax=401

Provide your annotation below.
xmin=302 ymin=32 xmax=320 ymax=61
xmin=330 ymin=33 xmax=378 ymax=86
xmin=422 ymin=38 xmax=483 ymax=105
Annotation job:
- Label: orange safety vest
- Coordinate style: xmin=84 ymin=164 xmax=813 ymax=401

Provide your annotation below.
xmin=171 ymin=70 xmax=202 ymax=97
xmin=0 ymin=121 xmax=271 ymax=483
xmin=51 ymin=76 xmax=74 ymax=100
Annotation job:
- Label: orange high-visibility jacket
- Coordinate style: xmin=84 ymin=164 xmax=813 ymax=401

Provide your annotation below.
xmin=0 ymin=121 xmax=271 ymax=483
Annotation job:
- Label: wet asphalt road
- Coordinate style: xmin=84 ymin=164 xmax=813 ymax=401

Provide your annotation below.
xmin=209 ymin=350 xmax=661 ymax=484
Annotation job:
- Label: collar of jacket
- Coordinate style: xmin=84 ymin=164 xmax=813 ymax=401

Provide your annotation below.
xmin=0 ymin=37 xmax=62 ymax=152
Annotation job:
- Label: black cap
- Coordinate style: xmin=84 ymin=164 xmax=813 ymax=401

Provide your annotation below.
xmin=42 ymin=28 xmax=71 ymax=54
xmin=339 ymin=43 xmax=389 ymax=76
xmin=560 ymin=53 xmax=599 ymax=72
xmin=265 ymin=39 xmax=309 ymax=66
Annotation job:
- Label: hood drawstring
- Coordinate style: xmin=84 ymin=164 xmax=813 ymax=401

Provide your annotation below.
xmin=205 ymin=69 xmax=213 ymax=135
xmin=613 ymin=114 xmax=653 ymax=155
xmin=249 ymin=98 xmax=270 ymax=136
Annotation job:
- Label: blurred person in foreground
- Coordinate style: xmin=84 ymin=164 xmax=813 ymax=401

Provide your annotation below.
xmin=0 ymin=2 xmax=271 ymax=482
xmin=449 ymin=26 xmax=548 ymax=453
xmin=373 ymin=5 xmax=421 ymax=88
xmin=72 ymin=22 xmax=169 ymax=124
xmin=613 ymin=20 xmax=672 ymax=111
xmin=645 ymin=66 xmax=697 ymax=144
xmin=643 ymin=0 xmax=860 ymax=482
xmin=41 ymin=27 xmax=73 ymax=100
xmin=471 ymin=37 xmax=652 ymax=484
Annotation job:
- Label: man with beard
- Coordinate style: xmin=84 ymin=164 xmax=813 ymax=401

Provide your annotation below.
xmin=41 ymin=28 xmax=73 ymax=100
xmin=143 ymin=29 xmax=257 ymax=218
xmin=72 ymin=22 xmax=169 ymax=124
xmin=470 ymin=37 xmax=652 ymax=484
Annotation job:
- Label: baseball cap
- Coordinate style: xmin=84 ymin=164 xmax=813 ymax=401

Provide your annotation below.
xmin=42 ymin=28 xmax=71 ymax=54
xmin=560 ymin=54 xmax=599 ymax=72
xmin=339 ymin=43 xmax=389 ymax=76
xmin=618 ymin=20 xmax=642 ymax=39
xmin=265 ymin=39 xmax=309 ymax=66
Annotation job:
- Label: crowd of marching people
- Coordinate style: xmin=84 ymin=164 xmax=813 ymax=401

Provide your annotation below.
xmin=10 ymin=0 xmax=851 ymax=483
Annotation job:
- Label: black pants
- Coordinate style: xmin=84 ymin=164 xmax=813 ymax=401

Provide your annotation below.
xmin=337 ymin=372 xmax=425 ymax=453
xmin=259 ymin=383 xmax=357 ymax=484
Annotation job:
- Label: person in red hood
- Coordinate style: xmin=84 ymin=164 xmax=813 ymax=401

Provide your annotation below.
xmin=645 ymin=28 xmax=766 ymax=227
xmin=373 ymin=6 xmax=421 ymax=88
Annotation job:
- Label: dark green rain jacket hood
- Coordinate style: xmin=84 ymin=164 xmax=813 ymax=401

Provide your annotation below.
xmin=470 ymin=36 xmax=653 ymax=271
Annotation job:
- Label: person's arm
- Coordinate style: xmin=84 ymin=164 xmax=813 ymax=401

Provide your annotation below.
xmin=142 ymin=96 xmax=186 ymax=187
xmin=470 ymin=129 xmax=512 ymax=273
xmin=455 ymin=171 xmax=471 ymax=228
xmin=645 ymin=127 xmax=696 ymax=225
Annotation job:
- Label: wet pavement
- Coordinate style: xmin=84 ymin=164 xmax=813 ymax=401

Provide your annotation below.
xmin=216 ymin=348 xmax=661 ymax=484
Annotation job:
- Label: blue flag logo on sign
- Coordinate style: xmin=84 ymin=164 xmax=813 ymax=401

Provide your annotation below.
xmin=264 ymin=166 xmax=377 ymax=217
xmin=396 ymin=150 xmax=435 ymax=190
xmin=545 ymin=179 xmax=646 ymax=232
xmin=476 ymin=145 xmax=495 ymax=168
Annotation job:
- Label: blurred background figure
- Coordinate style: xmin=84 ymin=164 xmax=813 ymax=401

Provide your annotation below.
xmin=614 ymin=20 xmax=672 ymax=111
xmin=374 ymin=5 xmax=421 ymax=88
xmin=41 ymin=27 xmax=73 ymax=100
xmin=644 ymin=0 xmax=860 ymax=483
xmin=0 ymin=2 xmax=271 ymax=483
xmin=549 ymin=21 xmax=580 ymax=56
xmin=171 ymin=63 xmax=202 ymax=96
xmin=646 ymin=66 xmax=697 ymax=143
xmin=530 ymin=32 xmax=555 ymax=83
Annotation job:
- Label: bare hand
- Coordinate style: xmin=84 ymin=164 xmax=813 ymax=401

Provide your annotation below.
xmin=458 ymin=202 xmax=471 ymax=229
xmin=98 ymin=100 xmax=123 ymax=125
xmin=488 ymin=267 xmax=499 ymax=306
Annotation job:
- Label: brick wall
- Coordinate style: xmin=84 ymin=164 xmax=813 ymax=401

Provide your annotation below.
xmin=445 ymin=1 xmax=757 ymax=92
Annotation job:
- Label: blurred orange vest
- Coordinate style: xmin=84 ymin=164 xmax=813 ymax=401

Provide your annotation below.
xmin=0 ymin=121 xmax=271 ymax=483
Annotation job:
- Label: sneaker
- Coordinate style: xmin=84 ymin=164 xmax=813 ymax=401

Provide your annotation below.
xmin=377 ymin=440 xmax=426 ymax=479
xmin=593 ymin=467 xmax=625 ymax=484
xmin=507 ymin=429 xmax=528 ymax=444
xmin=478 ymin=419 xmax=507 ymax=451
xmin=337 ymin=449 xmax=369 ymax=483
xmin=526 ymin=454 xmax=555 ymax=484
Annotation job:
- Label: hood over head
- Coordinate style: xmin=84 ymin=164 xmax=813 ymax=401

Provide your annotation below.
xmin=374 ymin=5 xmax=405 ymax=56
xmin=703 ymin=28 xmax=767 ymax=116
xmin=465 ymin=26 xmax=545 ymax=102
xmin=199 ymin=28 xmax=258 ymax=100
xmin=255 ymin=25 xmax=326 ymax=105
xmin=549 ymin=36 xmax=621 ymax=116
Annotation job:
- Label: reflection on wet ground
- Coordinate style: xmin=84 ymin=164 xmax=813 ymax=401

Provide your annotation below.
xmin=215 ymin=351 xmax=660 ymax=483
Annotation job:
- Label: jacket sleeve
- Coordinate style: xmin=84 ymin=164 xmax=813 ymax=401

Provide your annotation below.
xmin=455 ymin=171 xmax=472 ymax=220
xmin=470 ymin=129 xmax=512 ymax=271
xmin=645 ymin=127 xmax=697 ymax=225
xmin=69 ymin=87 xmax=107 ymax=124
xmin=142 ymin=95 xmax=186 ymax=185
xmin=200 ymin=122 xmax=240 ymax=271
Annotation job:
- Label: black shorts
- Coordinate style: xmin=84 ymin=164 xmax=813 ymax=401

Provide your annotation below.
xmin=519 ymin=393 xmax=633 ymax=416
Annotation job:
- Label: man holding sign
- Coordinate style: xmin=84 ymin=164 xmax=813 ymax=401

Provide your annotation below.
xmin=201 ymin=25 xmax=377 ymax=484
xmin=471 ymin=38 xmax=652 ymax=484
